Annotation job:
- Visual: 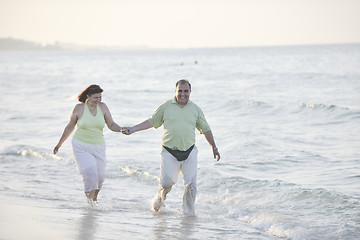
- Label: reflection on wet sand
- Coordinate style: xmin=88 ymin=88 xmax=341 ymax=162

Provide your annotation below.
xmin=153 ymin=213 xmax=198 ymax=240
xmin=77 ymin=209 xmax=99 ymax=240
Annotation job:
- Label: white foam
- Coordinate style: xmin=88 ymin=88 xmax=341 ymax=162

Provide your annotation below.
xmin=118 ymin=166 xmax=160 ymax=182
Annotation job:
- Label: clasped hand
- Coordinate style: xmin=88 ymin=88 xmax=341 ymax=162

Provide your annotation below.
xmin=121 ymin=127 xmax=133 ymax=135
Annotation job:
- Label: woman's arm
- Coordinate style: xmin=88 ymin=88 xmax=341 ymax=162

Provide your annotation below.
xmin=101 ymin=102 xmax=122 ymax=132
xmin=53 ymin=105 xmax=79 ymax=154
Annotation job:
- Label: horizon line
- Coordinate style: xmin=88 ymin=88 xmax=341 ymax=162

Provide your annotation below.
xmin=0 ymin=36 xmax=359 ymax=51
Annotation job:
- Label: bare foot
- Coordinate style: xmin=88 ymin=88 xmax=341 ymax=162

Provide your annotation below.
xmin=87 ymin=198 xmax=98 ymax=209
xmin=152 ymin=198 xmax=162 ymax=212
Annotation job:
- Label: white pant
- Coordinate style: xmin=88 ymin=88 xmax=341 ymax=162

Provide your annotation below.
xmin=72 ymin=138 xmax=106 ymax=192
xmin=158 ymin=148 xmax=198 ymax=215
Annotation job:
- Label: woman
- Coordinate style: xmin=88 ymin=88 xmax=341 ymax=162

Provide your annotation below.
xmin=54 ymin=84 xmax=123 ymax=203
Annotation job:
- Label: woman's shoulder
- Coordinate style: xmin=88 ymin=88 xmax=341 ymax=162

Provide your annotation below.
xmin=99 ymin=102 xmax=108 ymax=109
xmin=74 ymin=102 xmax=85 ymax=109
xmin=99 ymin=102 xmax=110 ymax=113
xmin=73 ymin=103 xmax=85 ymax=113
xmin=69 ymin=103 xmax=85 ymax=120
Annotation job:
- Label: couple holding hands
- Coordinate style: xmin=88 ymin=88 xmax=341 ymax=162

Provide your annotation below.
xmin=54 ymin=80 xmax=220 ymax=215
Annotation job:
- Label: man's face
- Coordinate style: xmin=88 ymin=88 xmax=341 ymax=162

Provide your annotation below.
xmin=175 ymin=83 xmax=191 ymax=106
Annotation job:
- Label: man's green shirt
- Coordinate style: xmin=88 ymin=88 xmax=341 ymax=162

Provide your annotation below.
xmin=148 ymin=98 xmax=211 ymax=151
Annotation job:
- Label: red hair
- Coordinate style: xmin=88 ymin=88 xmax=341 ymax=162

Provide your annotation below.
xmin=78 ymin=84 xmax=103 ymax=103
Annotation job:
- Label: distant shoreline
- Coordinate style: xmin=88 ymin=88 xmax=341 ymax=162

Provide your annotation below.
xmin=0 ymin=37 xmax=62 ymax=51
xmin=0 ymin=37 xmax=359 ymax=51
xmin=0 ymin=37 xmax=150 ymax=51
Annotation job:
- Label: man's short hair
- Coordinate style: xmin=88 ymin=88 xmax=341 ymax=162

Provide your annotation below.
xmin=176 ymin=79 xmax=191 ymax=91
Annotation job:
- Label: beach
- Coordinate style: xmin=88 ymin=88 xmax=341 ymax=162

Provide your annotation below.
xmin=1 ymin=44 xmax=359 ymax=239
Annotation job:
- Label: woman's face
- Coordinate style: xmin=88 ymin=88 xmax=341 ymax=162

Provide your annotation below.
xmin=87 ymin=93 xmax=102 ymax=105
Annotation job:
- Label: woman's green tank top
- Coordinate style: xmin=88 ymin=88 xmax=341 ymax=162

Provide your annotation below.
xmin=73 ymin=101 xmax=105 ymax=145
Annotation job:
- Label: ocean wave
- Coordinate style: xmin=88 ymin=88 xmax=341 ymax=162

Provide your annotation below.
xmin=280 ymin=103 xmax=354 ymax=124
xmin=219 ymin=99 xmax=273 ymax=115
xmin=116 ymin=166 xmax=159 ymax=183
xmin=0 ymin=144 xmax=63 ymax=161
xmin=237 ymin=212 xmax=305 ymax=239
xmin=230 ymin=99 xmax=270 ymax=108
xmin=335 ymin=110 xmax=360 ymax=120
xmin=301 ymin=103 xmax=348 ymax=111
xmin=296 ymin=103 xmax=360 ymax=125
xmin=198 ymin=177 xmax=360 ymax=239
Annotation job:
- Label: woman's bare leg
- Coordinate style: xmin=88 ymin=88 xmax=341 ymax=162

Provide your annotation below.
xmin=85 ymin=190 xmax=99 ymax=201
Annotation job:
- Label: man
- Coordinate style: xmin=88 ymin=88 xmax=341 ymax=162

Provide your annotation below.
xmin=123 ymin=79 xmax=220 ymax=215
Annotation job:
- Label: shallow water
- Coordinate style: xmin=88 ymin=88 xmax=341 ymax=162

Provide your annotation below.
xmin=1 ymin=44 xmax=360 ymax=239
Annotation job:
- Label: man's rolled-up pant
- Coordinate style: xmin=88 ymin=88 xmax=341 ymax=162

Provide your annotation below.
xmin=158 ymin=148 xmax=198 ymax=215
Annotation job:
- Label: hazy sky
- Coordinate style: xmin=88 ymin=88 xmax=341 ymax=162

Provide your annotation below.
xmin=1 ymin=0 xmax=359 ymax=48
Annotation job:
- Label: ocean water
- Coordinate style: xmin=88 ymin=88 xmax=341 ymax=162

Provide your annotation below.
xmin=0 ymin=44 xmax=359 ymax=239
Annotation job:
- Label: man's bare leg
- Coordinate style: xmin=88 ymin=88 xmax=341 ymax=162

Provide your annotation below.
xmin=153 ymin=186 xmax=172 ymax=212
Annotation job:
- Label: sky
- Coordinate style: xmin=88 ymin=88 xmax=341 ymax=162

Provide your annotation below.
xmin=0 ymin=0 xmax=360 ymax=48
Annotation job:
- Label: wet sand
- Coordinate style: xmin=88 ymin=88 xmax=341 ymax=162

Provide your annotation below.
xmin=0 ymin=196 xmax=74 ymax=240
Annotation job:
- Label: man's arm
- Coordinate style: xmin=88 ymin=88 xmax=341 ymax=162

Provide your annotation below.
xmin=122 ymin=120 xmax=153 ymax=135
xmin=203 ymin=130 xmax=220 ymax=161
